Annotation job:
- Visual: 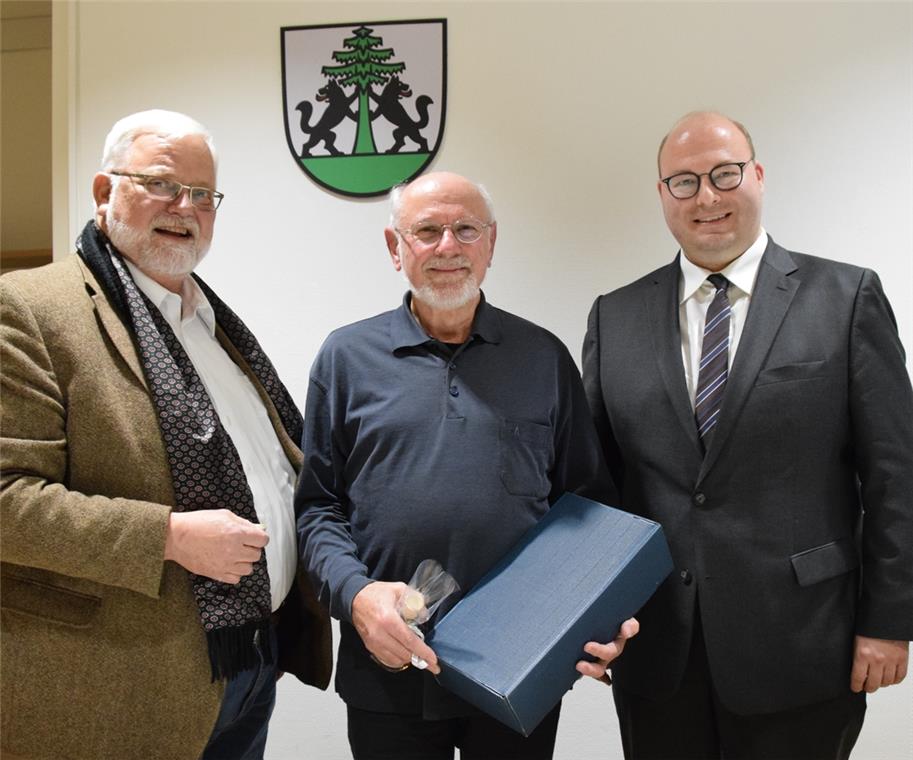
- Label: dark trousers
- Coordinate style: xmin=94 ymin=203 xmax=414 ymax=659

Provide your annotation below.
xmin=201 ymin=625 xmax=278 ymax=760
xmin=613 ymin=617 xmax=866 ymax=760
xmin=347 ymin=703 xmax=562 ymax=760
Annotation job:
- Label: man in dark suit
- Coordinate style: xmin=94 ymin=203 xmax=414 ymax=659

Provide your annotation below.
xmin=582 ymin=111 xmax=913 ymax=759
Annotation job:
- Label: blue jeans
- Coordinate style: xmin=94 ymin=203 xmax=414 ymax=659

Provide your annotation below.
xmin=201 ymin=625 xmax=278 ymax=760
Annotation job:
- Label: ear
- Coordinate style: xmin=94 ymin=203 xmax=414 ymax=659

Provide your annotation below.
xmin=656 ymin=179 xmax=665 ymax=199
xmin=93 ymin=172 xmax=113 ymax=230
xmin=384 ymin=227 xmax=402 ymax=270
xmin=753 ymin=161 xmax=765 ymax=191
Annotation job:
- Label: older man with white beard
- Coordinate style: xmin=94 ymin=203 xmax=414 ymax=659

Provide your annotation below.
xmin=0 ymin=110 xmax=331 ymax=760
xmin=295 ymin=172 xmax=638 ymax=760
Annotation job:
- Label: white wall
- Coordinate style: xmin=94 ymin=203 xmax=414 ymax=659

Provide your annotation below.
xmin=62 ymin=2 xmax=912 ymax=758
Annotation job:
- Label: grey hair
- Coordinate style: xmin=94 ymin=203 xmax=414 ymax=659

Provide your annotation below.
xmin=388 ymin=176 xmax=496 ymax=228
xmin=100 ymin=109 xmax=218 ymax=172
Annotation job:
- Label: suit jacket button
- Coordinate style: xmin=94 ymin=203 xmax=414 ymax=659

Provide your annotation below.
xmin=680 ymin=570 xmax=693 ymax=586
xmin=693 ymin=492 xmax=706 ymax=506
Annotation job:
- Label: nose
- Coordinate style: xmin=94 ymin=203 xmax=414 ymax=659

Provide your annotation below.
xmin=436 ymin=226 xmax=462 ymax=252
xmin=695 ymin=177 xmax=720 ymax=205
xmin=168 ymin=187 xmax=195 ymax=211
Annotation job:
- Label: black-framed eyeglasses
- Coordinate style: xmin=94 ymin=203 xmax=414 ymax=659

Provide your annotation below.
xmin=109 ymin=171 xmax=224 ymax=210
xmin=396 ymin=218 xmax=494 ymax=246
xmin=661 ymin=160 xmax=753 ymax=200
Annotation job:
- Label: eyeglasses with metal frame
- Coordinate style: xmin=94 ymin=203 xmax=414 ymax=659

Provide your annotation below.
xmin=661 ymin=159 xmax=754 ymax=200
xmin=396 ymin=218 xmax=494 ymax=246
xmin=109 ymin=171 xmax=224 ymax=210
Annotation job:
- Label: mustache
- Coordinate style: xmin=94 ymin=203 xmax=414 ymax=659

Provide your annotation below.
xmin=151 ymin=213 xmax=200 ymax=238
xmin=422 ymin=255 xmax=471 ymax=271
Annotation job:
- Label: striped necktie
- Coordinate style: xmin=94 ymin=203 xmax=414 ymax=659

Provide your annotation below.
xmin=695 ymin=274 xmax=731 ymax=448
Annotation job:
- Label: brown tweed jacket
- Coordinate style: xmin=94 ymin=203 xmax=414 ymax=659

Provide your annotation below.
xmin=0 ymin=255 xmax=331 ymax=760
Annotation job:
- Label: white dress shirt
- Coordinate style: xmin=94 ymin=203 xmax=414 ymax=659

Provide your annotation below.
xmin=126 ymin=261 xmax=297 ymax=611
xmin=678 ymin=229 xmax=768 ymax=408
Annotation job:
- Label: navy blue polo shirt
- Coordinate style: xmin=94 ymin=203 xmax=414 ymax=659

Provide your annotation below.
xmin=295 ymin=292 xmax=615 ymax=714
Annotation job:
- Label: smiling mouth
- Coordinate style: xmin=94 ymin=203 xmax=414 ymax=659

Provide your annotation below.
xmin=154 ymin=226 xmax=193 ymax=239
xmin=428 ymin=267 xmax=467 ymax=276
xmin=695 ymin=213 xmax=731 ymax=225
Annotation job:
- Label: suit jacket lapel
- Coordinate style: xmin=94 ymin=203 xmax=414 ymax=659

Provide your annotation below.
xmin=77 ymin=257 xmax=148 ymax=389
xmin=646 ymin=256 xmax=703 ymax=453
xmin=78 ymin=255 xmax=301 ymax=469
xmin=699 ymin=239 xmax=799 ymax=479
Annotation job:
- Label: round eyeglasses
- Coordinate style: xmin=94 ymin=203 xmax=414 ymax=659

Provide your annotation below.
xmin=661 ymin=160 xmax=753 ymax=200
xmin=109 ymin=171 xmax=224 ymax=210
xmin=397 ymin=218 xmax=494 ymax=246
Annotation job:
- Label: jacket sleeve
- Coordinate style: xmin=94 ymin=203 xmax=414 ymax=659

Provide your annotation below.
xmin=582 ymin=295 xmax=627 ymax=493
xmin=294 ymin=368 xmax=370 ymax=624
xmin=0 ymin=277 xmax=171 ymax=598
xmin=548 ymin=337 xmax=618 ymax=507
xmin=848 ymin=269 xmax=913 ymax=640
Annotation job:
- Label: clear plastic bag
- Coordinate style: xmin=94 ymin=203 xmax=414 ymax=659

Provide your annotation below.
xmin=397 ymin=559 xmax=460 ymax=669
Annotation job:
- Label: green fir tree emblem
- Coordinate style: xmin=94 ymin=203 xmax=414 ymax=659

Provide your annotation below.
xmin=282 ymin=20 xmax=446 ymax=197
xmin=323 ymin=26 xmax=405 ymax=155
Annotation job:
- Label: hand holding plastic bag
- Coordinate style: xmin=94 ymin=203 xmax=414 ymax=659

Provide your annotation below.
xmin=396 ymin=559 xmax=459 ymax=669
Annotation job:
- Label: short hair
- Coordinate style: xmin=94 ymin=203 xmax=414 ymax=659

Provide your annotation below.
xmin=100 ymin=109 xmax=218 ymax=172
xmin=389 ymin=175 xmax=496 ymax=228
xmin=657 ymin=111 xmax=756 ymax=176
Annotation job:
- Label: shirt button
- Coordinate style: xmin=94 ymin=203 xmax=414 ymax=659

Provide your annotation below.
xmin=693 ymin=492 xmax=706 ymax=507
xmin=449 ymin=385 xmax=459 ymax=397
xmin=680 ymin=570 xmax=693 ymax=586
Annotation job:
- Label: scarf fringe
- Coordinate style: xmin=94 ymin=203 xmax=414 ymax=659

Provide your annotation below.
xmin=207 ymin=618 xmax=273 ymax=682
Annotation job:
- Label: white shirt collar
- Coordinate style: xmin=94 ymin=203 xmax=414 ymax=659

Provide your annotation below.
xmin=122 ymin=259 xmax=216 ymax=335
xmin=679 ymin=228 xmax=768 ymax=304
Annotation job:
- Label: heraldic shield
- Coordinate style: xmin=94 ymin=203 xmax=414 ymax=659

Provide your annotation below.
xmin=281 ymin=19 xmax=447 ymax=197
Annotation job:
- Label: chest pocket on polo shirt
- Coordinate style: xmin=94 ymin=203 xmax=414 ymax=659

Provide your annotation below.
xmin=499 ymin=419 xmax=553 ymax=498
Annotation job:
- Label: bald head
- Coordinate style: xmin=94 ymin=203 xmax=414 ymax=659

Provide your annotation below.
xmin=658 ymin=111 xmax=755 ymax=177
xmin=390 ymin=172 xmax=494 ymax=228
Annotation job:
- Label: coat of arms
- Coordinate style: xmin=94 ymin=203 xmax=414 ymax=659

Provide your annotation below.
xmin=281 ymin=20 xmax=447 ymax=197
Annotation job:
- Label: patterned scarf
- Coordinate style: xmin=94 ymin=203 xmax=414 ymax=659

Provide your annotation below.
xmin=76 ymin=221 xmax=303 ymax=681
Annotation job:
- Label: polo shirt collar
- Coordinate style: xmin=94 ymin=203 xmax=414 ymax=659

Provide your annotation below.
xmin=390 ymin=291 xmax=503 ymax=351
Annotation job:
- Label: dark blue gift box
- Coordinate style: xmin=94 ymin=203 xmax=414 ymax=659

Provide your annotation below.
xmin=426 ymin=492 xmax=673 ymax=736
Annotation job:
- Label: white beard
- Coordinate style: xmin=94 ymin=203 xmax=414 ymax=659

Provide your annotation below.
xmin=401 ymin=249 xmax=481 ymax=311
xmin=408 ymin=274 xmax=480 ymax=311
xmin=105 ymin=208 xmax=209 ymax=281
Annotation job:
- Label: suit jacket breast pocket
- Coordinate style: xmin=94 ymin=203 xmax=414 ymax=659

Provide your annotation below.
xmin=499 ymin=419 xmax=553 ymax=499
xmin=755 ymin=359 xmax=830 ymax=387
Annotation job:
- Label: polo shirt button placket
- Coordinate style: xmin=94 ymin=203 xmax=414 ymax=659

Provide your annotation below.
xmin=447 ymin=357 xmax=459 ymax=398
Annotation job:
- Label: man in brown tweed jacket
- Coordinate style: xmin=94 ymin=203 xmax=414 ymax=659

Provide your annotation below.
xmin=0 ymin=110 xmax=331 ymax=760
